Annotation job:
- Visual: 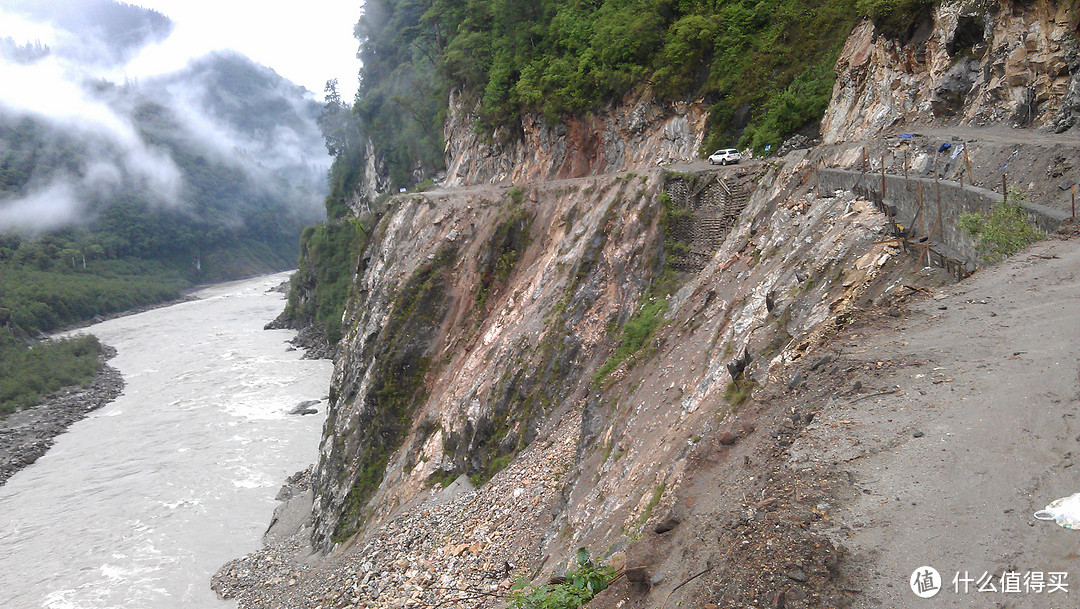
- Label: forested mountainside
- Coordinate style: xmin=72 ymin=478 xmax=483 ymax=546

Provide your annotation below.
xmin=0 ymin=1 xmax=329 ymax=416
xmin=0 ymin=52 xmax=326 ymax=335
xmin=323 ymin=0 xmax=939 ymax=195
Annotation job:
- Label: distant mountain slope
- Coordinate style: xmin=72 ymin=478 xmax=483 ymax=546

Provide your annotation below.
xmin=0 ymin=0 xmax=173 ymax=66
xmin=0 ymin=1 xmax=330 ymax=336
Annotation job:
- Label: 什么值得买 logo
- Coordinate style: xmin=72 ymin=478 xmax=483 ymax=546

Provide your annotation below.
xmin=910 ymin=566 xmax=941 ymax=599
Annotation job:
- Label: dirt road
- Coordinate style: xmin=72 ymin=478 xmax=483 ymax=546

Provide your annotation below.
xmin=793 ymin=233 xmax=1080 ymax=607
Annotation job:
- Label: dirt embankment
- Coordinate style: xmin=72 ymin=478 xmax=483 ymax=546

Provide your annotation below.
xmin=582 ymin=228 xmax=1080 ymax=609
xmin=793 ymin=228 xmax=1080 ymax=608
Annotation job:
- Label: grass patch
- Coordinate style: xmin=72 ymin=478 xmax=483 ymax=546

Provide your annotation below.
xmin=724 ymin=377 xmax=758 ymax=407
xmin=593 ymin=296 xmax=667 ymax=386
xmin=426 ymin=469 xmax=459 ymax=489
xmin=856 ymin=0 xmax=934 ymax=39
xmin=593 ymin=183 xmax=692 ymax=387
xmin=635 ymin=482 xmax=667 ymax=530
xmin=0 ymin=331 xmax=103 ymax=417
xmin=959 ymin=194 xmax=1043 ymax=262
xmin=469 ymin=453 xmax=514 ymax=487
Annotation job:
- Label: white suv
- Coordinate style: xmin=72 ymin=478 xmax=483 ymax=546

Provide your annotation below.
xmin=708 ymin=149 xmax=742 ymax=165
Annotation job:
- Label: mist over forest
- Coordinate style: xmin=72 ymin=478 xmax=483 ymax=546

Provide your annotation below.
xmin=0 ymin=0 xmax=332 ymax=337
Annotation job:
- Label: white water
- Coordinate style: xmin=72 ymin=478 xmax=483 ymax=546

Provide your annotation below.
xmin=0 ymin=273 xmax=332 ymax=609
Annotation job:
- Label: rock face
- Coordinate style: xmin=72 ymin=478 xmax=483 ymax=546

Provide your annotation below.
xmin=311 ymin=174 xmax=668 ymax=550
xmin=307 ymin=149 xmax=915 ymax=561
xmin=822 ymin=0 xmax=1080 ymax=141
xmin=444 ymin=89 xmax=708 ymax=187
xmin=224 ymin=150 xmax=917 ymax=608
xmin=353 ymin=139 xmax=392 ymax=216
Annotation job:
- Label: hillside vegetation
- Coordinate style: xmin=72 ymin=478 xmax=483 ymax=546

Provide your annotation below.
xmin=326 ymin=0 xmax=931 ymax=190
xmin=0 ymin=330 xmax=103 ymax=417
xmin=0 ymin=49 xmax=331 ymax=334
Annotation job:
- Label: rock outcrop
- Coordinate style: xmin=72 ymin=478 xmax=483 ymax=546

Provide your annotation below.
xmin=311 ymin=173 xmax=669 ymax=550
xmin=444 ymin=89 xmax=708 ymax=187
xmin=823 ymin=0 xmax=1080 ymax=141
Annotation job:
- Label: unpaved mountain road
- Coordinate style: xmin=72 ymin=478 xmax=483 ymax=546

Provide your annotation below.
xmin=889 ymin=124 xmax=1080 ymax=146
xmin=793 ymin=232 xmax=1080 ymax=608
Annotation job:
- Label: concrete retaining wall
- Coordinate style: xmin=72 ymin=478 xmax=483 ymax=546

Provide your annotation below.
xmin=818 ymin=168 xmax=1068 ymax=266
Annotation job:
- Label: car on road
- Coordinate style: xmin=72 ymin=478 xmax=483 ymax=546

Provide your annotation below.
xmin=708 ymin=148 xmax=742 ymax=165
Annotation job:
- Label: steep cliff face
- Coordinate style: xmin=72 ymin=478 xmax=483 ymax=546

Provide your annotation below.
xmin=312 ymin=173 xmax=669 ymax=549
xmin=353 ymin=140 xmax=393 ymax=216
xmin=308 ymin=147 xmax=916 ymax=562
xmin=444 ymin=90 xmax=708 ymax=187
xmin=822 ymin=0 xmax=1080 ymax=142
xmin=218 ymin=147 xmax=933 ymax=608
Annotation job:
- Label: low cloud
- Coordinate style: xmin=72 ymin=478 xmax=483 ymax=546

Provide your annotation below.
xmin=0 ymin=181 xmax=81 ymax=232
xmin=0 ymin=2 xmax=328 ymax=234
xmin=0 ymin=0 xmax=173 ymax=67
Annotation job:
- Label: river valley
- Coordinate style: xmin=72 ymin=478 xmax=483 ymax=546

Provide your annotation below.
xmin=0 ymin=273 xmax=331 ymax=609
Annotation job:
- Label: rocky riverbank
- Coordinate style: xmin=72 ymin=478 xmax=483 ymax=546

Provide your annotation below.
xmin=264 ymin=316 xmax=335 ymax=360
xmin=0 ymin=345 xmax=124 ymax=486
xmin=211 ymin=413 xmax=580 ymax=608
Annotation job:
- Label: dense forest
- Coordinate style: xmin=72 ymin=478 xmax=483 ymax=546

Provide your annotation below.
xmin=324 ymin=0 xmax=932 ymax=194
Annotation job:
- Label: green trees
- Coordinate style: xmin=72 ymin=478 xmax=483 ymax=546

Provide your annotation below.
xmin=335 ymin=0 xmax=868 ymax=176
xmin=344 ymin=0 xmax=449 ymax=190
xmin=0 ymin=332 xmax=103 ymax=417
xmin=0 ymin=252 xmax=184 ymax=334
xmin=285 ymin=219 xmax=371 ymax=344
xmin=318 ymin=80 xmax=361 ymax=158
xmin=0 ymin=90 xmax=314 ymax=337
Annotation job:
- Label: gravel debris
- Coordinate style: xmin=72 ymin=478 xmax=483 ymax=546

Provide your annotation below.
xmin=213 ymin=413 xmax=582 ymax=609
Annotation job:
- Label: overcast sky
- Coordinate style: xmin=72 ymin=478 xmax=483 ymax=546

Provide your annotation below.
xmin=125 ymin=1 xmax=363 ymax=101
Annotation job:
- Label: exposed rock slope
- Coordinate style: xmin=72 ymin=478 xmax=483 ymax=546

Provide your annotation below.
xmin=823 ymin=0 xmax=1080 ymax=141
xmin=445 ymin=90 xmax=708 ymax=186
xmin=217 ymin=150 xmax=935 ymax=608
